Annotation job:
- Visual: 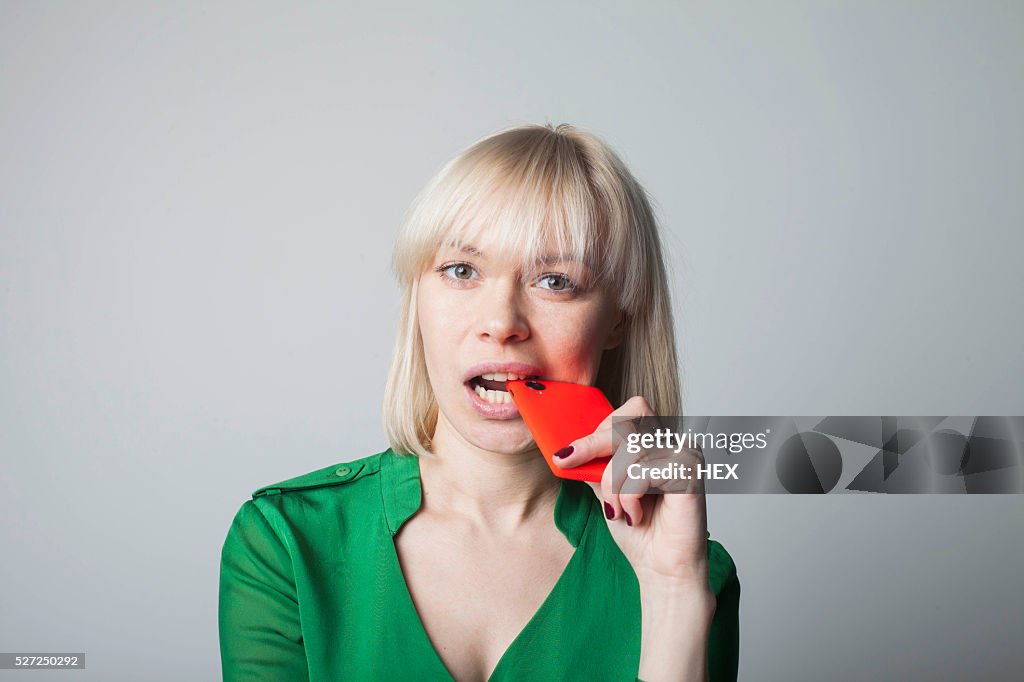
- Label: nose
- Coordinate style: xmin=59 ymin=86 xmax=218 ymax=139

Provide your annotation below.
xmin=475 ymin=277 xmax=530 ymax=344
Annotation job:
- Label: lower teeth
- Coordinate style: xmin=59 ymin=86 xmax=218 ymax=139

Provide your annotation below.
xmin=473 ymin=384 xmax=510 ymax=404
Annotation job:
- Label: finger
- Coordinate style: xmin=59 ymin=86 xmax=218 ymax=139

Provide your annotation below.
xmin=590 ymin=394 xmax=654 ymax=432
xmin=637 ymin=446 xmax=707 ymax=495
xmin=551 ymin=425 xmax=618 ymax=469
xmin=581 ymin=480 xmax=606 ymax=516
xmin=581 ymin=478 xmax=635 ymax=526
xmin=673 ymin=445 xmax=708 ymax=495
xmin=552 ymin=397 xmax=655 ymax=470
xmin=617 ymin=491 xmax=647 ymax=527
xmin=613 ymin=448 xmax=680 ymax=526
xmin=605 ymin=436 xmax=703 ymax=525
xmin=559 ymin=395 xmax=659 ymax=523
xmin=598 ymin=450 xmax=620 ymax=521
xmin=598 ymin=434 xmax=650 ymax=521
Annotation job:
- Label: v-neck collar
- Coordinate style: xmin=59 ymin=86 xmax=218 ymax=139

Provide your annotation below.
xmin=378 ymin=448 xmax=593 ymax=548
xmin=377 ymin=447 xmax=595 ymax=681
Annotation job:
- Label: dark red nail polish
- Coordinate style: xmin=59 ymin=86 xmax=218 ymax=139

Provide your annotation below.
xmin=624 ymin=511 xmax=633 ymax=526
xmin=604 ymin=501 xmax=614 ymax=520
xmin=553 ymin=446 xmax=573 ymax=459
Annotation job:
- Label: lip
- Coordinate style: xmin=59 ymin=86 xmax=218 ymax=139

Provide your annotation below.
xmin=461 ymin=361 xmax=545 ymax=384
xmin=462 ymin=361 xmax=545 ymax=421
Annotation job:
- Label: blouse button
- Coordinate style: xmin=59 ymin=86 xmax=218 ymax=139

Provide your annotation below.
xmin=335 ymin=466 xmax=352 ymax=478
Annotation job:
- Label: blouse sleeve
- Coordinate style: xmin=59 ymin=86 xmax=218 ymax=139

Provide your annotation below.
xmin=219 ymin=500 xmax=310 ymax=681
xmin=707 ymin=555 xmax=740 ymax=682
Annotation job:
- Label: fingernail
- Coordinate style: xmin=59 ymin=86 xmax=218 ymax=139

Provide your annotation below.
xmin=604 ymin=501 xmax=614 ymax=520
xmin=553 ymin=446 xmax=573 ymax=459
xmin=624 ymin=511 xmax=633 ymax=527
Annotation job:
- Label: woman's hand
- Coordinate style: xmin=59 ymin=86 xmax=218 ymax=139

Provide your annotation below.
xmin=551 ymin=396 xmax=713 ymax=596
xmin=554 ymin=396 xmax=717 ymax=680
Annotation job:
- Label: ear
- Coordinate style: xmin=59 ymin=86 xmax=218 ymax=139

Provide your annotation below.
xmin=604 ymin=310 xmax=626 ymax=350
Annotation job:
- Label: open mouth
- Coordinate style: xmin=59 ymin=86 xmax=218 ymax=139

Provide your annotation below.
xmin=467 ymin=372 xmax=540 ymax=404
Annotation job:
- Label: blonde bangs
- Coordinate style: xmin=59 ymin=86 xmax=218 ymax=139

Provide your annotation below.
xmin=392 ymin=126 xmax=643 ymax=312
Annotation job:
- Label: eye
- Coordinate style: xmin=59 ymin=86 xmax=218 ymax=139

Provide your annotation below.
xmin=436 ymin=261 xmax=478 ymax=284
xmin=536 ymin=273 xmax=578 ymax=293
xmin=449 ymin=263 xmax=474 ymax=280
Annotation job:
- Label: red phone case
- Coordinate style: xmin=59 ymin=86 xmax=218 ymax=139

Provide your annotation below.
xmin=505 ymin=379 xmax=614 ymax=483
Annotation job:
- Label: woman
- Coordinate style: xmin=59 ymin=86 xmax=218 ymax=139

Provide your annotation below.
xmin=219 ymin=123 xmax=740 ymax=681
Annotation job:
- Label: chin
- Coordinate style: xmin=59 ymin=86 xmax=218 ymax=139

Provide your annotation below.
xmin=463 ymin=422 xmax=537 ymax=456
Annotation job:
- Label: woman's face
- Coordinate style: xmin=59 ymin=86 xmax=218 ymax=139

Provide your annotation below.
xmin=417 ymin=232 xmax=623 ymax=455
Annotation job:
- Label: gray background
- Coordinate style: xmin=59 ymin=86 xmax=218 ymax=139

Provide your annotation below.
xmin=1 ymin=1 xmax=1022 ymax=680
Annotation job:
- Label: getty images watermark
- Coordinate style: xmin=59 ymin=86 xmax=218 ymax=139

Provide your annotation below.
xmin=609 ymin=417 xmax=1024 ymax=494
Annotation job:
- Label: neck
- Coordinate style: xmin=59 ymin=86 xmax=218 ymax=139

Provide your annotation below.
xmin=419 ymin=414 xmax=561 ymax=535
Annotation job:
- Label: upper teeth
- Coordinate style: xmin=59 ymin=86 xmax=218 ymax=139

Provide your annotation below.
xmin=480 ymin=372 xmax=528 ymax=381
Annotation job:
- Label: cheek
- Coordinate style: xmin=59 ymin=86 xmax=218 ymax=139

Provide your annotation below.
xmin=418 ymin=280 xmax=462 ymax=333
xmin=416 ymin=287 xmax=446 ymax=364
xmin=535 ymin=308 xmax=609 ymax=369
xmin=416 ymin=280 xmax=468 ymax=373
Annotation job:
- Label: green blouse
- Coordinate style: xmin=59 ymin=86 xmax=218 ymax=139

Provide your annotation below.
xmin=219 ymin=448 xmax=740 ymax=681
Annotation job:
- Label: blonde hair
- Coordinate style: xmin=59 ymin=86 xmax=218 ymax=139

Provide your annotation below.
xmin=383 ymin=123 xmax=680 ymax=457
